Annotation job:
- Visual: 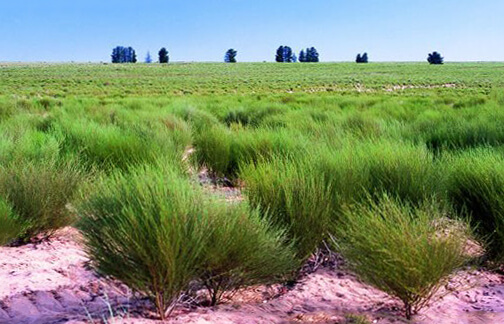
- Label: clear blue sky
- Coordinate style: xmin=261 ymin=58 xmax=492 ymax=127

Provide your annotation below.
xmin=1 ymin=0 xmax=503 ymax=62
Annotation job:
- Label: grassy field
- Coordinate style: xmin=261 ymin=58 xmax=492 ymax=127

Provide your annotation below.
xmin=1 ymin=62 xmax=504 ymax=319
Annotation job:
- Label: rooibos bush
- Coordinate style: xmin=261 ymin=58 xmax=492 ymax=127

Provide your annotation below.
xmin=78 ymin=163 xmax=296 ymax=319
xmin=199 ymin=203 xmax=297 ymax=305
xmin=444 ymin=149 xmax=504 ymax=261
xmin=0 ymin=159 xmax=83 ymax=242
xmin=0 ymin=198 xmax=25 ymax=246
xmin=331 ymin=195 xmax=468 ymax=320
xmin=241 ymin=157 xmax=334 ymax=261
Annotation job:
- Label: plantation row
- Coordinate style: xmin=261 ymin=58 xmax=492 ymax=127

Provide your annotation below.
xmin=0 ymin=64 xmax=503 ymax=320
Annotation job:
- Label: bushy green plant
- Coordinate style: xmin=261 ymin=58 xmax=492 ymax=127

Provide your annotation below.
xmin=331 ymin=195 xmax=468 ymax=320
xmin=443 ymin=149 xmax=504 ymax=260
xmin=313 ymin=140 xmax=438 ymax=207
xmin=194 ymin=125 xmax=307 ymax=179
xmin=199 ymin=203 xmax=297 ymax=305
xmin=78 ymin=164 xmax=210 ymax=320
xmin=241 ymin=157 xmax=334 ymax=261
xmin=0 ymin=159 xmax=83 ymax=241
xmin=0 ymin=198 xmax=26 ymax=246
xmin=78 ymin=164 xmax=296 ymax=318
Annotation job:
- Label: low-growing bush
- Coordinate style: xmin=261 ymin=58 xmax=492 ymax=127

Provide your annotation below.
xmin=0 ymin=159 xmax=83 ymax=242
xmin=313 ymin=140 xmax=438 ymax=207
xmin=331 ymin=195 xmax=468 ymax=320
xmin=194 ymin=125 xmax=307 ymax=179
xmin=200 ymin=203 xmax=297 ymax=305
xmin=0 ymin=198 xmax=26 ymax=246
xmin=241 ymin=157 xmax=334 ymax=261
xmin=78 ymin=164 xmax=297 ymax=319
xmin=443 ymin=150 xmax=504 ymax=261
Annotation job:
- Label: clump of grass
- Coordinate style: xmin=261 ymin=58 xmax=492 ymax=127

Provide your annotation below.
xmin=78 ymin=163 xmax=297 ymax=319
xmin=194 ymin=125 xmax=307 ymax=179
xmin=0 ymin=198 xmax=26 ymax=246
xmin=200 ymin=203 xmax=297 ymax=306
xmin=78 ymin=164 xmax=209 ymax=320
xmin=443 ymin=149 xmax=504 ymax=261
xmin=241 ymin=156 xmax=334 ymax=261
xmin=313 ymin=140 xmax=438 ymax=207
xmin=0 ymin=159 xmax=83 ymax=242
xmin=331 ymin=195 xmax=468 ymax=320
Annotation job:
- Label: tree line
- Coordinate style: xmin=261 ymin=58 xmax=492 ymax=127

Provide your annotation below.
xmin=111 ymin=45 xmax=444 ymax=65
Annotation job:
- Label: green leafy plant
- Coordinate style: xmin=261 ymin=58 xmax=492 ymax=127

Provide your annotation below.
xmin=199 ymin=203 xmax=297 ymax=305
xmin=78 ymin=163 xmax=296 ymax=318
xmin=444 ymin=149 xmax=504 ymax=261
xmin=0 ymin=198 xmax=26 ymax=246
xmin=0 ymin=159 xmax=83 ymax=242
xmin=331 ymin=195 xmax=468 ymax=320
xmin=242 ymin=156 xmax=334 ymax=261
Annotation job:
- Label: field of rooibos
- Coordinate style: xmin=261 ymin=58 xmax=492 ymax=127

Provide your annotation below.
xmin=1 ymin=62 xmax=504 ymax=324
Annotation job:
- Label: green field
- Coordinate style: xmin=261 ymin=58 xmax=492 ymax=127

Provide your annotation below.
xmin=1 ymin=62 xmax=504 ymax=319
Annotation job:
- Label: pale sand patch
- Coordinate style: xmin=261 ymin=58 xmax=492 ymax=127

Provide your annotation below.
xmin=1 ymin=228 xmax=504 ymax=323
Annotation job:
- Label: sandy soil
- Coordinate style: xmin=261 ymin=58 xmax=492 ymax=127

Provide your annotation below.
xmin=1 ymin=228 xmax=504 ymax=324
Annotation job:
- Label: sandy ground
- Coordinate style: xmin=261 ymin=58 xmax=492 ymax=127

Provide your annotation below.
xmin=1 ymin=228 xmax=504 ymax=324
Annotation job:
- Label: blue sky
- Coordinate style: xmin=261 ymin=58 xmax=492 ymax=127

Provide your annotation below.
xmin=1 ymin=0 xmax=503 ymax=62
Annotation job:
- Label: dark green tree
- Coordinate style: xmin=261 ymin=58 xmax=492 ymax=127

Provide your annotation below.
xmin=427 ymin=51 xmax=444 ymax=64
xmin=224 ymin=49 xmax=237 ymax=63
xmin=276 ymin=46 xmax=285 ymax=62
xmin=356 ymin=52 xmax=369 ymax=63
xmin=299 ymin=50 xmax=306 ymax=62
xmin=111 ymin=46 xmax=137 ymax=63
xmin=159 ymin=48 xmax=169 ymax=64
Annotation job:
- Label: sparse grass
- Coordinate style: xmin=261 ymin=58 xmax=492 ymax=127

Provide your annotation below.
xmin=331 ymin=195 xmax=469 ymax=320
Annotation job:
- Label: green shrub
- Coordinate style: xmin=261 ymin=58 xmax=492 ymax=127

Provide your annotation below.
xmin=313 ymin=140 xmax=438 ymax=207
xmin=199 ymin=203 xmax=297 ymax=305
xmin=78 ymin=164 xmax=209 ymax=320
xmin=78 ymin=164 xmax=296 ymax=319
xmin=241 ymin=157 xmax=334 ymax=261
xmin=0 ymin=198 xmax=26 ymax=246
xmin=331 ymin=195 xmax=468 ymax=320
xmin=194 ymin=126 xmax=307 ymax=179
xmin=0 ymin=159 xmax=83 ymax=241
xmin=444 ymin=150 xmax=504 ymax=260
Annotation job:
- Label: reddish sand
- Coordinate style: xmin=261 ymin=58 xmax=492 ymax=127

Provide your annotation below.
xmin=1 ymin=228 xmax=504 ymax=324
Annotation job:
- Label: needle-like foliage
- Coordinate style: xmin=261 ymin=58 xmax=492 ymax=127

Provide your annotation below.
xmin=331 ymin=195 xmax=468 ymax=320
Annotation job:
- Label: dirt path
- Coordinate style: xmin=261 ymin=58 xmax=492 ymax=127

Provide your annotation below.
xmin=1 ymin=228 xmax=504 ymax=324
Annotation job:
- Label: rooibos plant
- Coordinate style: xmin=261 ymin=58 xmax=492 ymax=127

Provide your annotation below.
xmin=331 ymin=195 xmax=468 ymax=320
xmin=444 ymin=149 xmax=504 ymax=261
xmin=0 ymin=198 xmax=26 ymax=246
xmin=0 ymin=159 xmax=83 ymax=242
xmin=199 ymin=203 xmax=297 ymax=305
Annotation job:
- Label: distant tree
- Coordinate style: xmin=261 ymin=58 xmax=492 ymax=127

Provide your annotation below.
xmin=283 ymin=46 xmax=294 ymax=62
xmin=292 ymin=53 xmax=298 ymax=63
xmin=299 ymin=50 xmax=306 ymax=62
xmin=307 ymin=47 xmax=319 ymax=62
xmin=224 ymin=49 xmax=237 ymax=63
xmin=301 ymin=47 xmax=319 ymax=63
xmin=111 ymin=46 xmax=137 ymax=63
xmin=276 ymin=46 xmax=285 ymax=62
xmin=356 ymin=52 xmax=369 ymax=63
xmin=159 ymin=47 xmax=169 ymax=64
xmin=362 ymin=52 xmax=368 ymax=63
xmin=427 ymin=51 xmax=444 ymax=65
xmin=145 ymin=52 xmax=152 ymax=64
